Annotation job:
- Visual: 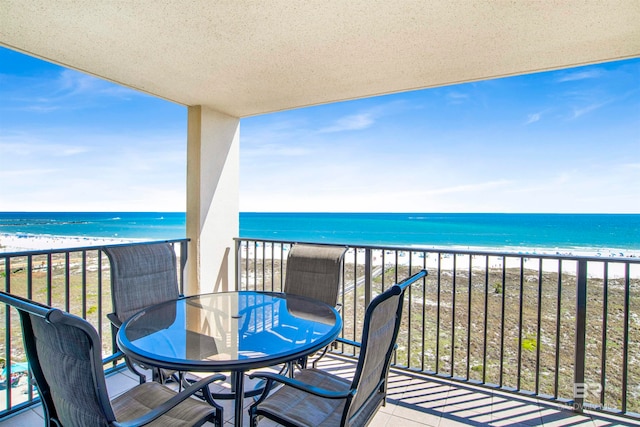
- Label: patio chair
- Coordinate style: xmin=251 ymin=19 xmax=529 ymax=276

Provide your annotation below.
xmin=104 ymin=242 xmax=181 ymax=384
xmin=284 ymin=243 xmax=347 ymax=307
xmin=248 ymin=269 xmax=428 ymax=427
xmin=283 ymin=243 xmax=347 ymax=370
xmin=0 ymin=291 xmax=226 ymax=427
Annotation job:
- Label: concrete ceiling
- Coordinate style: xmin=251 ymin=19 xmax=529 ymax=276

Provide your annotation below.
xmin=1 ymin=1 xmax=639 ymax=118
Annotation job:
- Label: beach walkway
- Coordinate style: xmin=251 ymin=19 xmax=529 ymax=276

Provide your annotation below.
xmin=1 ymin=355 xmax=637 ymax=427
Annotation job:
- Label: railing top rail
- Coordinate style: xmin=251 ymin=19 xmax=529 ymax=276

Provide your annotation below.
xmin=234 ymin=237 xmax=640 ymax=264
xmin=0 ymin=238 xmax=189 ymax=258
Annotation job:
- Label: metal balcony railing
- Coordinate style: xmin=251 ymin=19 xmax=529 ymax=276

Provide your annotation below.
xmin=1 ymin=237 xmax=638 ymax=420
xmin=234 ymin=238 xmax=640 ymax=420
xmin=0 ymin=239 xmax=188 ymax=417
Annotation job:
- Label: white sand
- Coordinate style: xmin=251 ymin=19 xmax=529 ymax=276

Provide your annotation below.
xmin=241 ymin=242 xmax=640 ymax=279
xmin=2 ymin=233 xmax=638 ymax=279
xmin=0 ymin=233 xmax=137 ymax=253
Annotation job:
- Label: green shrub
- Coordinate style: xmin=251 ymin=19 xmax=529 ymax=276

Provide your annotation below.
xmin=493 ymin=282 xmax=503 ymax=294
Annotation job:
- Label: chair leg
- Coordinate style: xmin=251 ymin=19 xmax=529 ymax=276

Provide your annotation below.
xmin=200 ymin=381 xmax=225 ymax=427
xmin=124 ymin=357 xmax=147 ymax=384
xmin=248 ymin=405 xmax=259 ymax=427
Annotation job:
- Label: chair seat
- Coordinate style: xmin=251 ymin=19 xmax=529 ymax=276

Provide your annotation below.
xmin=257 ymin=368 xmax=350 ymax=427
xmin=111 ymin=381 xmax=217 ymax=427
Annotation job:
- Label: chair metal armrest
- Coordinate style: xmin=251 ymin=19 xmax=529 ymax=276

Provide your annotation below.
xmin=107 ymin=312 xmax=122 ymax=329
xmin=103 ymin=350 xmax=125 ymax=365
xmin=335 ymin=337 xmax=361 ymax=348
xmin=112 ymin=373 xmax=226 ymax=427
xmin=334 ymin=337 xmax=396 ymax=351
xmin=249 ymin=371 xmax=354 ymax=400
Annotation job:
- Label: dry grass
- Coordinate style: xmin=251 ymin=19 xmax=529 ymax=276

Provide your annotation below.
xmin=241 ymin=258 xmax=639 ymax=414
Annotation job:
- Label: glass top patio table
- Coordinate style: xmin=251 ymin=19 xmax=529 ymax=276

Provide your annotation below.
xmin=117 ymin=291 xmax=342 ymax=427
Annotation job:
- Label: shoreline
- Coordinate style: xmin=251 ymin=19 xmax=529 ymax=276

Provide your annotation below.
xmin=242 ymin=241 xmax=640 ymax=280
xmin=0 ymin=233 xmax=140 ymax=253
xmin=2 ymin=233 xmax=639 ymax=279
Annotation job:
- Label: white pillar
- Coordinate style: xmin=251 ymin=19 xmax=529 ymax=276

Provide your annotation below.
xmin=185 ymin=106 xmax=240 ymax=295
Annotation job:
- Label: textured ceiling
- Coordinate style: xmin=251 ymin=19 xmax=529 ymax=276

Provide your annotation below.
xmin=1 ymin=0 xmax=639 ymax=117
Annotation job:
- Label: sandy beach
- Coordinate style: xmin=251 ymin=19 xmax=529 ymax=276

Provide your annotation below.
xmin=240 ymin=241 xmax=640 ymax=279
xmin=2 ymin=233 xmax=638 ymax=279
xmin=0 ymin=233 xmax=138 ymax=253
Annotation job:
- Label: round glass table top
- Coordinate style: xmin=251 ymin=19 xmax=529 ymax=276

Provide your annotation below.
xmin=117 ymin=291 xmax=342 ymax=372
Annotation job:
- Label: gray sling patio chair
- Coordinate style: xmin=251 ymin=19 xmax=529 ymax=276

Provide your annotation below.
xmin=0 ymin=291 xmax=225 ymax=427
xmin=104 ymin=242 xmax=182 ymax=384
xmin=248 ymin=269 xmax=428 ymax=427
xmin=283 ymin=243 xmax=347 ymax=370
xmin=284 ymin=243 xmax=347 ymax=307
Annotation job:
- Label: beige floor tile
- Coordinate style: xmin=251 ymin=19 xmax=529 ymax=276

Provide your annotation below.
xmin=2 ymin=357 xmax=639 ymax=427
xmin=0 ymin=409 xmax=43 ymax=426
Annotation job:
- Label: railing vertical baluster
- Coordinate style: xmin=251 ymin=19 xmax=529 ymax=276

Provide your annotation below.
xmin=517 ymin=257 xmax=524 ymax=391
xmin=235 ymin=239 xmax=241 ymax=291
xmin=574 ymin=259 xmax=588 ymax=413
xmin=392 ymin=250 xmax=398 ymax=365
xmin=451 ymin=253 xmax=457 ymax=377
xmin=82 ymin=250 xmax=87 ymax=318
xmin=180 ymin=240 xmax=188 ymax=294
xmin=260 ymin=242 xmax=267 ymax=291
xmin=353 ymin=249 xmax=358 ymax=354
xmin=364 ymin=248 xmax=372 ymax=308
xmin=466 ymin=254 xmax=472 ymax=380
xmin=3 ymin=256 xmax=11 ymax=411
xmin=270 ymin=242 xmax=275 ymax=292
xmin=64 ymin=252 xmax=70 ymax=311
xmin=394 ymin=250 xmax=399 ymax=284
xmin=482 ymin=255 xmax=489 ymax=384
xmin=535 ymin=258 xmax=543 ymax=395
xmin=421 ymin=251 xmax=427 ymax=372
xmin=27 ymin=255 xmax=33 ymax=298
xmin=47 ymin=252 xmax=53 ymax=305
xmin=47 ymin=254 xmax=53 ymax=305
xmin=600 ymin=262 xmax=609 ymax=408
xmin=253 ymin=241 xmax=258 ymax=291
xmin=554 ymin=259 xmax=563 ymax=399
xmin=340 ymin=249 xmax=345 ymax=352
xmin=407 ymin=251 xmax=412 ymax=367
xmin=622 ymin=262 xmax=630 ymax=413
xmin=98 ymin=250 xmax=103 ymax=347
xmin=280 ymin=244 xmax=286 ymax=291
xmin=499 ymin=256 xmax=506 ymax=387
xmin=381 ymin=250 xmax=386 ymax=292
xmin=435 ymin=252 xmax=441 ymax=375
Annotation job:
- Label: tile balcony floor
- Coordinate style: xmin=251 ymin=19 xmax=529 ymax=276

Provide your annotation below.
xmin=1 ymin=354 xmax=638 ymax=427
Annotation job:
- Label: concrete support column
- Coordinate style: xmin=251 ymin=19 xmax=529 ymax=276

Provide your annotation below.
xmin=185 ymin=106 xmax=240 ymax=295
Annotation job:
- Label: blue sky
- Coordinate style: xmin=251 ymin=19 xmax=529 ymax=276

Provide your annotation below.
xmin=1 ymin=47 xmax=639 ymax=213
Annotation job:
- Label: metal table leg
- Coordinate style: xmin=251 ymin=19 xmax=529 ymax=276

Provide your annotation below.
xmin=232 ymin=371 xmax=244 ymax=427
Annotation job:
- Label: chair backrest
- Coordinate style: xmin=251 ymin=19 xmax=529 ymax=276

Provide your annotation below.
xmin=0 ymin=291 xmax=116 ymax=426
xmin=104 ymin=242 xmax=180 ymax=324
xmin=346 ymin=269 xmax=427 ymax=426
xmin=283 ymin=244 xmax=347 ymax=307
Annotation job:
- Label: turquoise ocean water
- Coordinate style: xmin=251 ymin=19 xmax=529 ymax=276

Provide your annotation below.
xmin=1 ymin=212 xmax=639 ymax=253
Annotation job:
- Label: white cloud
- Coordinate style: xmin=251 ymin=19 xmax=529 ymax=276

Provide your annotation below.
xmin=319 ymin=113 xmax=375 ymax=133
xmin=55 ymin=69 xmax=138 ymax=100
xmin=446 ymin=91 xmax=469 ymax=104
xmin=556 ymin=69 xmax=604 ymax=83
xmin=571 ymin=102 xmax=605 ymax=119
xmin=525 ymin=112 xmax=542 ymax=124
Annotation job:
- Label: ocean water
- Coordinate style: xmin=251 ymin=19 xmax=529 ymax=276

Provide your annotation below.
xmin=1 ymin=212 xmax=639 ymax=253
xmin=0 ymin=212 xmax=186 ymax=240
